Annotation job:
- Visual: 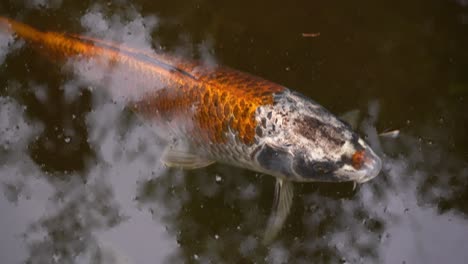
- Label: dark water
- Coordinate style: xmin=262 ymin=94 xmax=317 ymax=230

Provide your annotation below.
xmin=1 ymin=0 xmax=468 ymax=263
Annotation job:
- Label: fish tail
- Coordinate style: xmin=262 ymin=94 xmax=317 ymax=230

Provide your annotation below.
xmin=0 ymin=17 xmax=198 ymax=95
xmin=0 ymin=16 xmax=44 ymax=43
xmin=0 ymin=16 xmax=102 ymax=60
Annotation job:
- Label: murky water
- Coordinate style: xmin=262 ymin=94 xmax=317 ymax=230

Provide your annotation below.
xmin=1 ymin=0 xmax=468 ymax=263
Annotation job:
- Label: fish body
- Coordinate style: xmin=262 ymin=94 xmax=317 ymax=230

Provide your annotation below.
xmin=0 ymin=17 xmax=382 ymax=243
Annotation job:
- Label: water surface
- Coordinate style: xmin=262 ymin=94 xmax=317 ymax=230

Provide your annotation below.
xmin=1 ymin=0 xmax=468 ymax=263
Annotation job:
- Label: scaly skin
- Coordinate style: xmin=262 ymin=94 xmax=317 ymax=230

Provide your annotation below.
xmin=0 ymin=17 xmax=284 ymax=146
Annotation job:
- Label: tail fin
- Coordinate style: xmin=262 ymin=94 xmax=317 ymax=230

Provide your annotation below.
xmin=0 ymin=16 xmax=43 ymax=43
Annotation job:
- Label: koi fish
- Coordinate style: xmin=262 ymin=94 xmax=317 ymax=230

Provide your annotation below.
xmin=0 ymin=17 xmax=382 ymax=243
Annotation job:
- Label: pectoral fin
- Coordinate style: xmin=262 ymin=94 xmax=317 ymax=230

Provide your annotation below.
xmin=379 ymin=129 xmax=400 ymax=139
xmin=161 ymin=144 xmax=215 ymax=169
xmin=263 ymin=179 xmax=294 ymax=244
xmin=339 ymin=109 xmax=361 ymax=130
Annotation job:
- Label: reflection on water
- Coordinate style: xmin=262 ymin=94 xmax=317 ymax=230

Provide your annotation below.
xmin=1 ymin=0 xmax=468 ymax=263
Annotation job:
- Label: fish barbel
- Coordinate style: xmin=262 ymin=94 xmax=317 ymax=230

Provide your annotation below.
xmin=0 ymin=17 xmax=382 ymax=243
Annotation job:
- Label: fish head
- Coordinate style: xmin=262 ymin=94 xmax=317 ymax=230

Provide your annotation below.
xmin=253 ymin=90 xmax=381 ymax=183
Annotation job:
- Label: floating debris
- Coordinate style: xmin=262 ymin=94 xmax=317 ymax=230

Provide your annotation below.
xmin=215 ymin=175 xmax=222 ymax=183
xmin=302 ymin=32 xmax=321 ymax=38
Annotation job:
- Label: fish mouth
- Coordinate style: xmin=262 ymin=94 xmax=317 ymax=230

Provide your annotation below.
xmin=353 ymin=148 xmax=382 ymax=183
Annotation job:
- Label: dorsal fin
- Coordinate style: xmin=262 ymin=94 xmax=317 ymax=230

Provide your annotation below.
xmin=67 ymin=34 xmax=285 ymax=98
xmin=66 ymin=33 xmax=197 ymax=80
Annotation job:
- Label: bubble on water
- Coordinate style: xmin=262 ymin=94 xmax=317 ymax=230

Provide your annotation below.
xmin=64 ymin=137 xmax=71 ymax=143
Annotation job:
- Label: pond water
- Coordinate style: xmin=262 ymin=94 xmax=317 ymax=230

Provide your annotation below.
xmin=1 ymin=0 xmax=468 ymax=263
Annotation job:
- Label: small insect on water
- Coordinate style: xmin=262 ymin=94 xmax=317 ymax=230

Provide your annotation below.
xmin=0 ymin=17 xmax=382 ymax=244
